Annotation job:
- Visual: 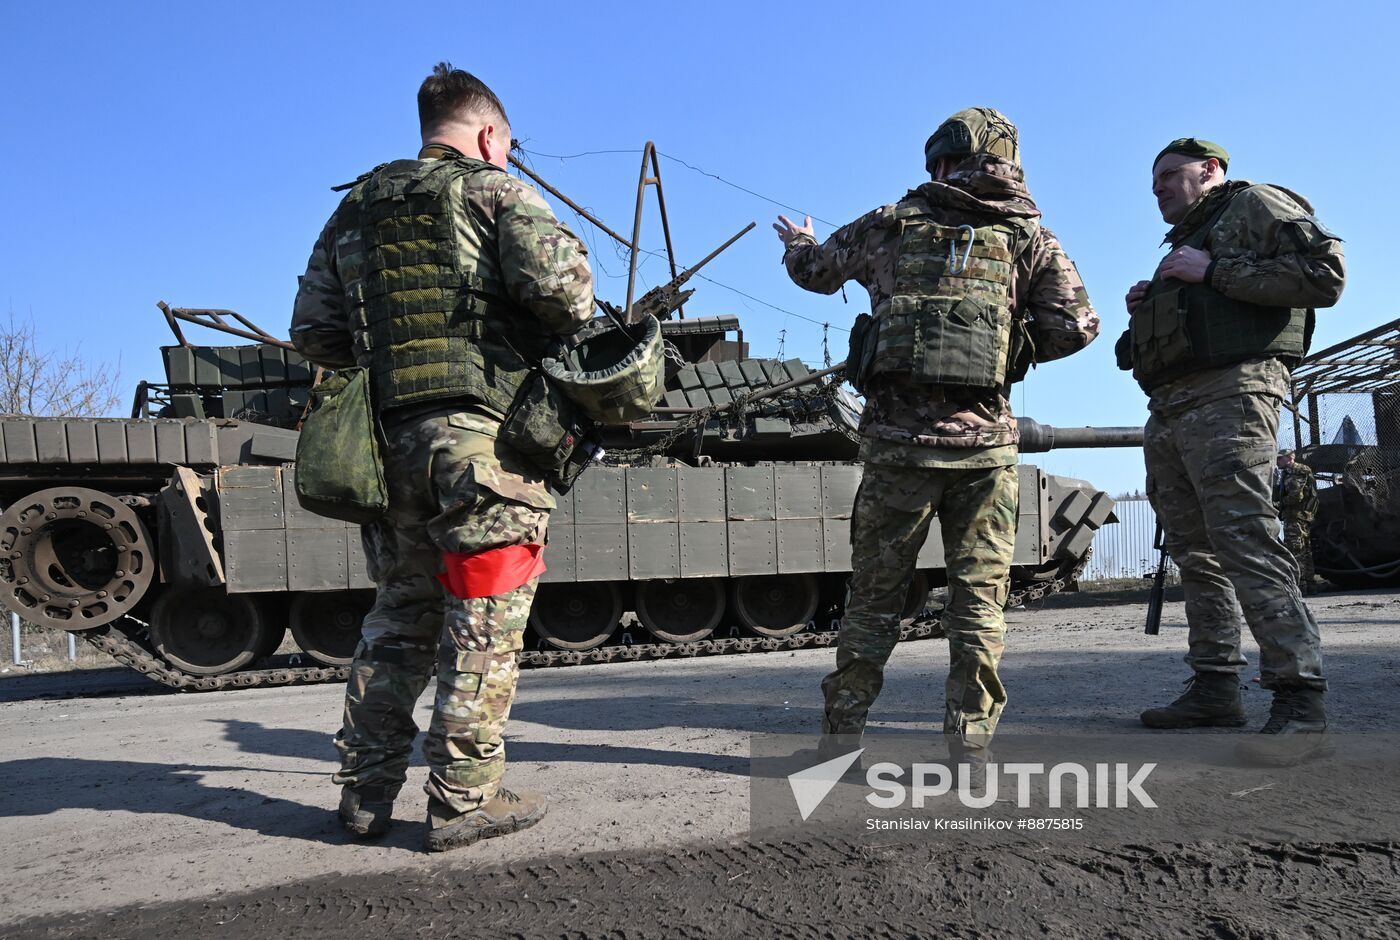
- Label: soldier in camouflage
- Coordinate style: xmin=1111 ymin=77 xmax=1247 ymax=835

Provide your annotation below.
xmin=1274 ymin=450 xmax=1319 ymax=594
xmin=291 ymin=63 xmax=593 ymax=850
xmin=775 ymin=108 xmax=1099 ymax=757
xmin=1119 ymin=138 xmax=1345 ymax=762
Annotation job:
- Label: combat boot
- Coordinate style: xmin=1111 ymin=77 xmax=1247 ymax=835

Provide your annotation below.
xmin=947 ymin=737 xmax=992 ymax=794
xmin=425 ymin=787 xmax=548 ymax=853
xmin=1140 ymin=673 xmax=1247 ymax=729
xmin=1237 ymin=687 xmax=1331 ymax=766
xmin=816 ymin=732 xmax=865 ymax=781
xmin=338 ymin=784 xmax=396 ymax=838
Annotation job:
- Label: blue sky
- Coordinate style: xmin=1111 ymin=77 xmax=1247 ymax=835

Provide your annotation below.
xmin=1 ymin=0 xmax=1393 ymax=494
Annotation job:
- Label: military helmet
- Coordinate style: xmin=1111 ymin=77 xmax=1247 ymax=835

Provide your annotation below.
xmin=543 ymin=314 xmax=665 ymax=424
xmin=925 ymin=107 xmax=1020 ymax=174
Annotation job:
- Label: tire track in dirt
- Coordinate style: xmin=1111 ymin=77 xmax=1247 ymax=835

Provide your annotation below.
xmin=12 ymin=837 xmax=1400 ymax=939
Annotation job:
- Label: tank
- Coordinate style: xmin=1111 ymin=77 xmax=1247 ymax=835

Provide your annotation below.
xmin=0 ymin=299 xmax=1143 ymax=689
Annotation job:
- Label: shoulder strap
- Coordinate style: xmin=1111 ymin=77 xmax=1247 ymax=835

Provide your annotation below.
xmin=1182 ymin=187 xmax=1243 ymax=250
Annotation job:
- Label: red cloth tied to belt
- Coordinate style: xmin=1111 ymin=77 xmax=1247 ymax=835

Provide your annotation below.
xmin=437 ymin=544 xmax=546 ymax=599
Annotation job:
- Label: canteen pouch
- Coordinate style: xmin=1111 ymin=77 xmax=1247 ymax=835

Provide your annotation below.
xmin=293 ymin=367 xmax=389 ymax=525
xmin=846 ymin=312 xmax=878 ymax=393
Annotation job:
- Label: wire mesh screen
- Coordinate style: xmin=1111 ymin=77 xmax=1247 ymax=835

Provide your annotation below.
xmin=1280 ymin=323 xmax=1400 ymax=583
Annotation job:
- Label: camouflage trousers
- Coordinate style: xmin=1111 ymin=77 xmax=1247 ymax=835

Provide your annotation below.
xmin=1282 ymin=515 xmax=1315 ymax=587
xmin=1145 ymin=393 xmax=1325 ymax=691
xmin=822 ymin=462 xmax=1018 ymax=747
xmin=332 ymin=410 xmax=552 ymax=814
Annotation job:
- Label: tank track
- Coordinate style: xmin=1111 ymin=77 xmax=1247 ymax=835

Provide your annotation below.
xmin=79 ymin=553 xmax=1088 ymax=692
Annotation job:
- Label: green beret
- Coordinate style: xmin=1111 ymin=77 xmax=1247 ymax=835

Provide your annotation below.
xmin=1153 ymin=138 xmax=1229 ymax=172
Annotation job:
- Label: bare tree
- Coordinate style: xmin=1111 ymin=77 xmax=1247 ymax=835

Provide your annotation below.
xmin=0 ymin=312 xmax=123 ymax=417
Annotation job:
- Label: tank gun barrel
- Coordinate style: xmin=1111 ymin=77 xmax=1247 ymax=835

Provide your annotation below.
xmin=1015 ymin=418 xmax=1144 ymax=453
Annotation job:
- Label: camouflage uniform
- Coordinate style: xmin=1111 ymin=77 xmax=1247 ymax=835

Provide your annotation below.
xmin=1126 ymin=181 xmax=1344 ymax=691
xmin=291 ymin=143 xmax=592 ymax=814
xmin=784 ymin=135 xmax=1099 ymax=747
xmin=1275 ymin=461 xmax=1319 ymax=589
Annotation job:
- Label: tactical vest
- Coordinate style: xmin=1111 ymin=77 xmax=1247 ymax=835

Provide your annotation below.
xmin=866 ymin=206 xmax=1031 ymax=390
xmin=334 ymin=157 xmax=551 ymax=414
xmin=1129 ymin=187 xmax=1311 ymax=391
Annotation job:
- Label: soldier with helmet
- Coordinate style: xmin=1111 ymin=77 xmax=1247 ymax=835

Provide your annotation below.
xmin=775 ymin=108 xmax=1099 ymax=759
xmin=1275 ymin=448 xmax=1320 ymax=594
xmin=1119 ymin=138 xmax=1345 ymax=761
xmin=291 ymin=63 xmax=595 ymax=851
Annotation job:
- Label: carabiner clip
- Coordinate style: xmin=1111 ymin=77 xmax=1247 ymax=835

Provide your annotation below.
xmin=947 ymin=225 xmax=975 ymax=275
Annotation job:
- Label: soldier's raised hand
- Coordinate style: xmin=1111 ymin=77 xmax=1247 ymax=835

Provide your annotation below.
xmin=1125 ymin=280 xmax=1151 ymax=314
xmin=773 ymin=214 xmax=814 ymax=246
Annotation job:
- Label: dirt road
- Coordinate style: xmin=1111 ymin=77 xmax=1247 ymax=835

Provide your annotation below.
xmin=5 ymin=587 xmax=1400 ymax=938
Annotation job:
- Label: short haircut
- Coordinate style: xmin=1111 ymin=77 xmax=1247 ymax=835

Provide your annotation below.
xmin=417 ymin=61 xmax=509 ymax=133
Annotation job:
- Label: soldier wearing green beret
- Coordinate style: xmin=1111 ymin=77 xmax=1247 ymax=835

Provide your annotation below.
xmin=776 ymin=108 xmax=1099 ymax=762
xmin=292 ymin=63 xmax=595 ymax=850
xmin=1118 ymin=138 xmax=1345 ymax=762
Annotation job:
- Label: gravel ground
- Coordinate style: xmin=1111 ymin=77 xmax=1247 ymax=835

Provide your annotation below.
xmin=4 ymin=586 xmax=1399 ymax=938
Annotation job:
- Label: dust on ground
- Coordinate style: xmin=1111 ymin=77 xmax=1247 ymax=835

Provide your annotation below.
xmin=4 ymin=586 xmax=1399 ymax=938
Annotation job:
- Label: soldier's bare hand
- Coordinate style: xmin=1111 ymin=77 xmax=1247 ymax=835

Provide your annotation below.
xmin=1125 ymin=280 xmax=1151 ymax=314
xmin=1155 ymin=247 xmax=1212 ymax=284
xmin=773 ymin=214 xmax=814 ymax=246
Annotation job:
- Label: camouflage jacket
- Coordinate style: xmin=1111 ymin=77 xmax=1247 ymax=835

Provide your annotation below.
xmin=783 ymin=155 xmax=1098 ymax=461
xmin=291 ymin=143 xmax=594 ymax=374
xmin=1135 ymin=180 xmax=1346 ymax=414
xmin=1274 ymin=463 xmax=1319 ymax=518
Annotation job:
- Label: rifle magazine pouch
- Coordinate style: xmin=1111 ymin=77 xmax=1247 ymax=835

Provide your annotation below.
xmin=293 ymin=367 xmax=389 ymax=525
xmin=500 ymin=371 xmax=582 ymax=474
xmin=907 ymin=295 xmax=1007 ymax=388
xmin=1131 ymin=287 xmax=1192 ymax=379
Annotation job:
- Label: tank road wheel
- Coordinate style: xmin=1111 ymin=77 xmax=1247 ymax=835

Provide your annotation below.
xmin=635 ymin=578 xmax=725 ymax=644
xmin=289 ymin=590 xmax=372 ymax=666
xmin=148 ymin=588 xmax=271 ymax=676
xmin=730 ymin=573 xmax=820 ymax=638
xmin=900 ymin=571 xmax=931 ymax=622
xmin=528 ymin=582 xmax=622 ymax=651
xmin=0 ymin=487 xmax=156 ymax=631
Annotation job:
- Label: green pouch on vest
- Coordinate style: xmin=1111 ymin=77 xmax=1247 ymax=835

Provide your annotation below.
xmin=499 ymin=370 xmax=584 ymax=473
xmin=907 ymin=295 xmax=1007 ymax=387
xmin=293 ymin=368 xmax=389 ymax=525
xmin=1131 ymin=287 xmax=1192 ymax=378
xmin=845 ymin=312 xmax=879 ymax=393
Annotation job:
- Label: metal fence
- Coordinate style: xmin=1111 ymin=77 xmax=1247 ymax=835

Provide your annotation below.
xmin=9 ymin=612 xmax=78 ymax=668
xmin=1082 ymin=498 xmax=1177 ymax=583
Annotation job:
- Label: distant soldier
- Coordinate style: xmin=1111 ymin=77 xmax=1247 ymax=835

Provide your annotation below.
xmin=775 ymin=108 xmax=1099 ymax=759
xmin=291 ymin=63 xmax=593 ymax=850
xmin=1118 ymin=138 xmax=1345 ymax=761
xmin=1275 ymin=449 xmax=1319 ymax=594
